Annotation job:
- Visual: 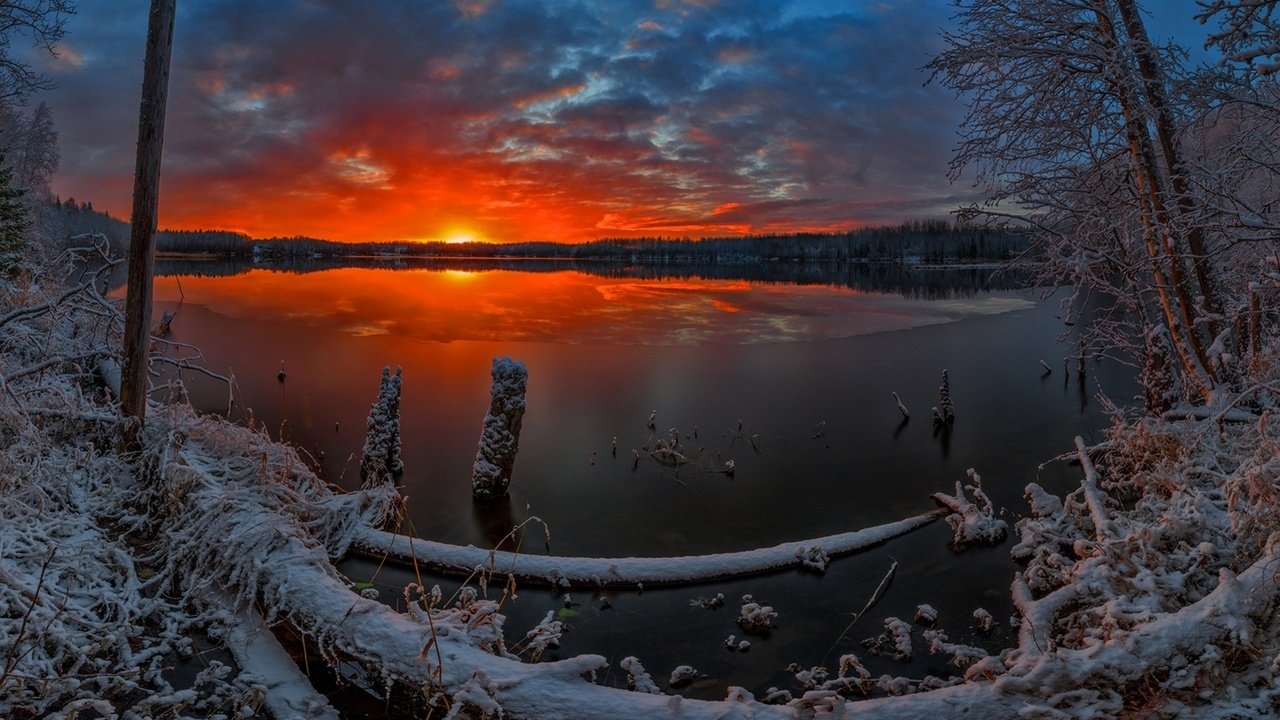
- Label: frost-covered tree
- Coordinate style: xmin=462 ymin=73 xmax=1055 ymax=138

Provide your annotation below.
xmin=2 ymin=101 xmax=57 ymax=203
xmin=0 ymin=1 xmax=73 ymax=102
xmin=1199 ymin=0 xmax=1280 ymax=75
xmin=927 ymin=0 xmax=1258 ymax=407
xmin=472 ymin=357 xmax=527 ymax=502
xmin=360 ymin=365 xmax=403 ymax=488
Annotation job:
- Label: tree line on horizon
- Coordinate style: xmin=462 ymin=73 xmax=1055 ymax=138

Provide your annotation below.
xmin=46 ymin=208 xmax=1029 ymax=265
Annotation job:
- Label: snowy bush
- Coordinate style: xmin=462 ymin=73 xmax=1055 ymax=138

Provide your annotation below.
xmin=923 ymin=628 xmax=987 ymax=670
xmin=933 ymin=469 xmax=1008 ymax=547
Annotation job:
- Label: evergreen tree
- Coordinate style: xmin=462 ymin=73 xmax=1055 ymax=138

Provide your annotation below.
xmin=0 ymin=153 xmax=30 ymax=276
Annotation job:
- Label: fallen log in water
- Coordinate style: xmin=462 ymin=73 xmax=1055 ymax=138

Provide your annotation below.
xmin=158 ymin=423 xmax=806 ymax=719
xmin=349 ymin=508 xmax=947 ymax=588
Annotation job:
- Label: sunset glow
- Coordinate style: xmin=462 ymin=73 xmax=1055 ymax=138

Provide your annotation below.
xmin=444 ymin=232 xmax=479 ymax=245
xmin=44 ymin=1 xmax=979 ymax=244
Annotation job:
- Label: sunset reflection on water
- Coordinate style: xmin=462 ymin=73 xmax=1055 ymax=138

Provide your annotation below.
xmin=120 ymin=265 xmax=1138 ymax=702
xmin=150 ymin=267 xmax=1033 ymax=345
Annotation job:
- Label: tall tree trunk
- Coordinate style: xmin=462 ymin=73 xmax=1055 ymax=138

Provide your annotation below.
xmin=1094 ymin=4 xmax=1216 ymax=400
xmin=1114 ymin=0 xmax=1225 ymax=324
xmin=120 ymin=0 xmax=177 ymax=438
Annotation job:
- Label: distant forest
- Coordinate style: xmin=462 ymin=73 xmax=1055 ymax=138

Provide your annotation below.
xmin=50 ymin=202 xmax=1028 ymax=265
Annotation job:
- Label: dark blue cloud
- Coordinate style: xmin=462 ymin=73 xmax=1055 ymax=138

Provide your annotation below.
xmin=32 ymin=0 xmax=1214 ymax=241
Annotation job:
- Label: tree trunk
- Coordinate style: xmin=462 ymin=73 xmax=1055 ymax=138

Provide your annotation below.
xmin=120 ymin=0 xmax=177 ymax=436
xmin=1115 ymin=0 xmax=1225 ymax=324
xmin=1094 ymin=4 xmax=1216 ymax=401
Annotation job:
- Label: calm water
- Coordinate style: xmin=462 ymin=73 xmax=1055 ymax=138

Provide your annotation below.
xmin=127 ymin=261 xmax=1134 ymax=702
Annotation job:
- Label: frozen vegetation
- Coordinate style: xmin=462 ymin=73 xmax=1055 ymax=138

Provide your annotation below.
xmin=931 ymin=469 xmax=1009 ymax=547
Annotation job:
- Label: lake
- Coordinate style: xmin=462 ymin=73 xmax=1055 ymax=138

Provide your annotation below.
xmin=124 ymin=260 xmax=1135 ymax=703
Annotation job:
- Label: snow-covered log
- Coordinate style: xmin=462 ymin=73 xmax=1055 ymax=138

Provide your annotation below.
xmin=212 ymin=606 xmax=338 ymax=720
xmin=359 ymin=365 xmax=403 ymax=489
xmin=1071 ymin=435 xmax=1116 ymax=542
xmin=472 ymin=357 xmax=527 ymax=501
xmin=350 ymin=508 xmax=946 ymax=588
xmin=151 ymin=421 xmax=809 ymax=719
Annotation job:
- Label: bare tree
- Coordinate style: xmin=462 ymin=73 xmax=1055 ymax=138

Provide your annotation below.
xmin=0 ymin=0 xmax=73 ymax=103
xmin=927 ymin=0 xmax=1255 ymax=408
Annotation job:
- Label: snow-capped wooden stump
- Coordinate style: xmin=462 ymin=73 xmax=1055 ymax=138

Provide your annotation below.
xmin=938 ymin=369 xmax=955 ymax=425
xmin=472 ymin=357 xmax=528 ymax=502
xmin=360 ymin=365 xmax=403 ymax=489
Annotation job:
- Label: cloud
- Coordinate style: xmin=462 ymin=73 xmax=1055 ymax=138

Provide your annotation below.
xmin=43 ymin=0 xmax=972 ymax=242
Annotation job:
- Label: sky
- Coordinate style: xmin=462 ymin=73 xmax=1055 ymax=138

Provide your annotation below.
xmin=29 ymin=0 xmax=1211 ymax=244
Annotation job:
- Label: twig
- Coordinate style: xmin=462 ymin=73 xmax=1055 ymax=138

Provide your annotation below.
xmin=1 ymin=547 xmax=56 ymax=683
xmin=823 ymin=558 xmax=898 ymax=664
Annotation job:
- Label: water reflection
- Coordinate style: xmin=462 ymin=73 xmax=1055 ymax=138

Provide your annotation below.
xmin=133 ymin=265 xmax=1033 ymax=346
xmin=113 ymin=256 xmax=1022 ymax=300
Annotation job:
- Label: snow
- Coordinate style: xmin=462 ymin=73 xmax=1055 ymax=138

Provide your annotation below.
xmin=352 ymin=507 xmax=946 ymax=587
xmin=472 ymin=357 xmax=528 ymax=501
xmin=214 ymin=605 xmax=339 ymax=719
xmin=914 ymin=604 xmax=938 ymax=625
xmin=360 ymin=365 xmax=403 ymax=489
xmin=620 ymin=656 xmax=660 ymax=694
xmin=737 ymin=598 xmax=778 ymax=630
xmin=931 ymin=469 xmax=1008 ymax=546
xmin=937 ymin=369 xmax=955 ymax=425
xmin=669 ymin=665 xmax=700 ymax=686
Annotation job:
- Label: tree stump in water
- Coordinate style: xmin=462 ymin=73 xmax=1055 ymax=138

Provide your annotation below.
xmin=472 ymin=357 xmax=527 ymax=501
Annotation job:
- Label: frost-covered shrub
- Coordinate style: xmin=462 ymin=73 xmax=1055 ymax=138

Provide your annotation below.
xmin=972 ymin=608 xmax=994 ymax=633
xmin=883 ymin=617 xmax=913 ymax=661
xmin=522 ymin=611 xmax=565 ymax=662
xmin=472 ymin=357 xmax=528 ymax=501
xmin=620 ymin=656 xmax=660 ymax=694
xmin=933 ymin=469 xmax=1007 ymax=547
xmin=923 ymin=628 xmax=987 ymax=669
xmin=0 ymin=255 xmax=276 ymax=718
xmin=866 ymin=617 xmax=913 ymax=661
xmin=737 ymin=596 xmax=777 ymax=631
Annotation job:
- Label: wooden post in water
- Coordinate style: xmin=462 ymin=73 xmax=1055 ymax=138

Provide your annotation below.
xmin=120 ymin=0 xmax=177 ymax=439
